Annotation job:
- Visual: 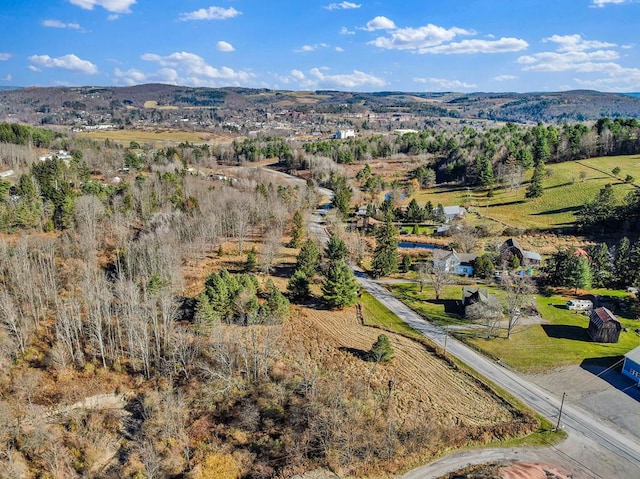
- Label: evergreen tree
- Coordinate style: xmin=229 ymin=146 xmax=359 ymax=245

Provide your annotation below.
xmin=613 ymin=237 xmax=631 ymax=287
xmin=401 ymin=254 xmax=412 ymax=273
xmin=245 ymin=247 xmax=258 ymax=272
xmin=322 ymin=259 xmax=359 ymax=309
xmin=405 ymin=198 xmax=423 ymax=223
xmin=627 ymin=240 xmax=640 ymax=287
xmin=287 ymin=269 xmax=310 ymax=302
xmin=525 ymin=160 xmax=544 ymax=199
xmin=194 ymin=292 xmax=219 ymax=328
xmin=325 ymin=234 xmax=349 ymax=262
xmin=296 ymin=238 xmax=320 ymax=278
xmin=477 ymin=155 xmax=494 ymax=187
xmin=368 ymin=334 xmax=394 ymax=363
xmin=371 ymin=220 xmax=398 ymax=278
xmin=287 ymin=210 xmax=304 ymax=248
xmin=473 ymin=254 xmax=495 ymax=279
xmin=567 ymin=256 xmax=592 ymax=293
xmin=434 ymin=204 xmax=446 ymax=224
xmin=331 ymin=174 xmax=353 ymax=218
xmin=260 ymin=280 xmax=290 ymax=323
xmin=587 ymin=243 xmax=611 ymax=288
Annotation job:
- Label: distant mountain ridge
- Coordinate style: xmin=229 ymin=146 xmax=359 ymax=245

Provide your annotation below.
xmin=1 ymin=84 xmax=639 ymax=127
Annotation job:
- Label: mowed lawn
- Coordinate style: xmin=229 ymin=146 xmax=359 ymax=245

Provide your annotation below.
xmin=409 ymin=154 xmax=640 ymax=230
xmin=468 ymin=293 xmax=640 ymax=372
xmin=388 ymin=282 xmax=640 ymax=372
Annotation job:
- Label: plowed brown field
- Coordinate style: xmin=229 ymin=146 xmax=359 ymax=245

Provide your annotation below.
xmin=292 ymin=304 xmax=517 ymax=429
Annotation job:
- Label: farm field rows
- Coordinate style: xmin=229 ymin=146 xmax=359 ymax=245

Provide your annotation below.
xmin=294 ymin=302 xmax=518 ymax=428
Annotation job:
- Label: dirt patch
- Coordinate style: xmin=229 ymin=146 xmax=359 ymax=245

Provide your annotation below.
xmin=500 ymin=462 xmax=572 ymax=479
xmin=436 ymin=461 xmax=573 ymax=479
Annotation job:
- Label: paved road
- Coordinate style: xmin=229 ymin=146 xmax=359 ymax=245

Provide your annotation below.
xmin=355 ymin=274 xmax=640 ymax=478
xmin=261 ymin=166 xmax=640 ymax=478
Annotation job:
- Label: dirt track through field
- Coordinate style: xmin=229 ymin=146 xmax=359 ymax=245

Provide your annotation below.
xmin=294 ymin=306 xmax=516 ymax=428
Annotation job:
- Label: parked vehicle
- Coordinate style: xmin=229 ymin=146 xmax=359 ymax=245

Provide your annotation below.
xmin=566 ymin=299 xmax=593 ymax=311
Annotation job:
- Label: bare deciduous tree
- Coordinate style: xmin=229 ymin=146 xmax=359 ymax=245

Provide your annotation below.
xmin=419 ymin=261 xmax=452 ymax=300
xmin=502 ymin=275 xmax=535 ymax=339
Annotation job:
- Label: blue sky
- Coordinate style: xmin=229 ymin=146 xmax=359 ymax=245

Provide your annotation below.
xmin=0 ymin=0 xmax=639 ymax=92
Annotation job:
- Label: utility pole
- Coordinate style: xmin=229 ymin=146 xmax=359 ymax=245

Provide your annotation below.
xmin=555 ymin=392 xmax=566 ymax=431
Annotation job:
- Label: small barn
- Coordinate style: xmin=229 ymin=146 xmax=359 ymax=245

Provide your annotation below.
xmin=622 ymin=345 xmax=640 ymax=386
xmin=587 ymin=307 xmax=621 ymax=343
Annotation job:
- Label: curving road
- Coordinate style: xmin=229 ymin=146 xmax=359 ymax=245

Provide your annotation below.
xmin=262 ymin=166 xmax=640 ymax=478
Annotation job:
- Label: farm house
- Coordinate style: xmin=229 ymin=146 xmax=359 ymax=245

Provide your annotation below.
xmin=622 ymin=345 xmax=640 ymax=386
xmin=587 ymin=307 xmax=621 ymax=343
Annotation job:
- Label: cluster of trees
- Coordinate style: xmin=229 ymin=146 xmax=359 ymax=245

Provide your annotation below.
xmin=577 ymin=184 xmax=640 ymax=234
xmin=287 ymin=235 xmax=360 ymax=309
xmin=300 ymin=118 xmax=640 ymax=191
xmin=230 ymin=137 xmax=294 ymax=163
xmin=0 ymin=122 xmax=62 ymax=147
xmin=545 ymin=238 xmax=640 ymax=292
xmin=195 ymin=270 xmax=289 ymax=326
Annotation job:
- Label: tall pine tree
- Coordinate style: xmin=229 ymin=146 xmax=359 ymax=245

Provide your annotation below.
xmin=322 ymin=259 xmax=359 ymax=309
xmin=371 ymin=220 xmax=398 ymax=278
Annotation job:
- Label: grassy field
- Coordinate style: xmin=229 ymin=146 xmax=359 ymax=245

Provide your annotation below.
xmin=466 ymin=293 xmax=640 ymax=372
xmin=408 ymin=154 xmax=640 ymax=230
xmin=76 ymin=129 xmax=231 ymax=145
xmin=386 ymin=281 xmax=640 ymax=372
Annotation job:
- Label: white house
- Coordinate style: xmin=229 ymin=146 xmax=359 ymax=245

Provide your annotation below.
xmin=442 ymin=205 xmax=466 ymax=223
xmin=433 ymin=248 xmax=477 ymax=276
xmin=334 ymin=129 xmax=355 ymax=139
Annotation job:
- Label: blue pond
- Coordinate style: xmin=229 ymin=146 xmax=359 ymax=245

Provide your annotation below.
xmin=398 ymin=241 xmax=437 ymax=249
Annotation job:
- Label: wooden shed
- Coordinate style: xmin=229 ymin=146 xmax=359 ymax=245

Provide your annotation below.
xmin=587 ymin=307 xmax=621 ymax=343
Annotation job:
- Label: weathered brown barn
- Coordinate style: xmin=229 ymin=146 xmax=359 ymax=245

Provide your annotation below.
xmin=587 ymin=307 xmax=621 ymax=343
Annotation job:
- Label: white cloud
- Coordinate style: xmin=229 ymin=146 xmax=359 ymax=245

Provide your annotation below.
xmin=517 ymin=34 xmax=619 ymax=72
xmin=417 ymin=37 xmax=528 ymax=54
xmin=28 ymin=53 xmax=98 ymax=74
xmin=544 ymin=34 xmax=616 ymax=52
xmin=107 ymin=14 xmax=119 ymax=21
xmin=367 ymin=19 xmax=526 ymax=55
xmin=291 ymin=69 xmax=305 ymax=81
xmin=179 ymin=6 xmax=241 ymax=21
xmin=335 ymin=46 xmax=344 ymax=52
xmin=591 ymin=0 xmax=633 ymax=7
xmin=0 ymin=74 xmax=11 ymax=81
xmin=0 ymin=53 xmax=12 ymax=61
xmin=494 ymin=74 xmax=518 ymax=81
xmin=280 ymin=67 xmax=385 ymax=90
xmin=363 ymin=16 xmax=396 ymax=31
xmin=518 ymin=33 xmax=640 ymax=91
xmin=325 ymin=2 xmax=361 ymax=10
xmin=308 ymin=67 xmax=386 ymax=89
xmin=414 ymin=77 xmax=477 ymax=90
xmin=216 ymin=41 xmax=235 ymax=52
xmin=42 ymin=19 xmax=82 ymax=29
xmin=114 ymin=67 xmax=179 ymax=85
xmin=294 ymin=43 xmax=329 ymax=53
xmin=369 ymin=24 xmax=473 ymax=50
xmin=68 ymin=0 xmax=136 ymax=13
xmin=340 ymin=26 xmax=355 ymax=35
xmin=573 ymin=67 xmax=640 ymax=91
xmin=130 ymin=51 xmax=253 ymax=86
